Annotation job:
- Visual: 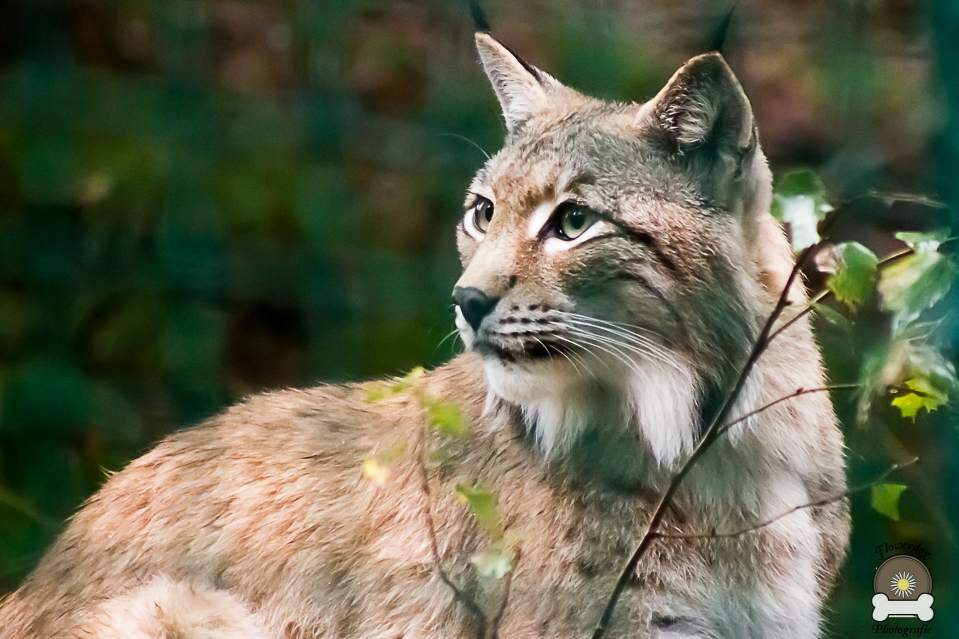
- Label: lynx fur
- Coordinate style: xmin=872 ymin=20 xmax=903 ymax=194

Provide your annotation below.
xmin=0 ymin=32 xmax=849 ymax=639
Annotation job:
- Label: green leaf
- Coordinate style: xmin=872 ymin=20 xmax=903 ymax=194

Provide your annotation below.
xmin=890 ymin=394 xmax=930 ymax=421
xmin=891 ymin=377 xmax=947 ymax=421
xmin=856 ymin=329 xmax=958 ymax=423
xmin=826 ymin=242 xmax=878 ymax=310
xmin=426 ymin=400 xmax=469 ymax=438
xmin=773 ymin=168 xmax=829 ymax=198
xmin=895 ymin=229 xmax=950 ymax=252
xmin=879 ymin=251 xmax=957 ymax=331
xmin=878 ymin=231 xmax=957 ymax=332
xmin=871 ymin=483 xmax=907 ymax=521
xmin=770 ymin=169 xmax=833 ymax=253
xmin=456 ymin=483 xmax=502 ymax=539
xmin=471 ymin=548 xmax=512 ymax=579
xmin=812 ymin=302 xmax=850 ymax=331
xmin=365 ymin=367 xmax=425 ymax=403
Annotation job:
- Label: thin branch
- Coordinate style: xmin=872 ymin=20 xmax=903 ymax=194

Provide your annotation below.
xmin=655 ymin=458 xmax=916 ymax=541
xmin=767 ymin=289 xmax=830 ymax=342
xmin=876 ymin=247 xmax=917 ymax=267
xmin=489 ymin=547 xmax=520 ymax=639
xmin=858 ymin=191 xmax=947 ymax=209
xmin=716 ymin=383 xmax=861 ymax=439
xmin=416 ymin=440 xmax=489 ymax=638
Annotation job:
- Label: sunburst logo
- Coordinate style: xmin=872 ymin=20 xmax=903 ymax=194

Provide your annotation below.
xmin=890 ymin=571 xmax=917 ymax=598
xmin=873 ymin=554 xmax=934 ymax=622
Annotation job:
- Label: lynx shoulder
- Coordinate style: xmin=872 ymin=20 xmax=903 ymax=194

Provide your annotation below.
xmin=0 ymin=31 xmax=849 ymax=639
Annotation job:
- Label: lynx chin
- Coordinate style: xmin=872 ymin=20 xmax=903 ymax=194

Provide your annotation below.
xmin=0 ymin=31 xmax=849 ymax=639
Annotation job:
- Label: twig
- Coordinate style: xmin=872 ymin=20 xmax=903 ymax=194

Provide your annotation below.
xmin=716 ymin=383 xmax=861 ymax=439
xmin=767 ymin=289 xmax=830 ymax=342
xmin=489 ymin=546 xmax=520 ymax=639
xmin=858 ymin=191 xmax=947 ymax=209
xmin=655 ymin=458 xmax=916 ymax=541
xmin=416 ymin=440 xmax=489 ymax=638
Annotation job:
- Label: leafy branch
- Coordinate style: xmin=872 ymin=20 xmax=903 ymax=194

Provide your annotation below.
xmin=366 ymin=370 xmax=510 ymax=639
xmin=767 ymin=240 xmax=952 ymax=343
xmin=417 ymin=420 xmax=518 ymax=639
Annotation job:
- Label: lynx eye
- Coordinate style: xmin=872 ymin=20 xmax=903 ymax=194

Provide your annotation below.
xmin=555 ymin=203 xmax=597 ymax=241
xmin=468 ymin=195 xmax=494 ymax=234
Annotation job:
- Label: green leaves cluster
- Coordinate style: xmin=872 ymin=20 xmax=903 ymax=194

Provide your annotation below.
xmin=364 ymin=367 xmax=470 ymax=437
xmin=858 ymin=332 xmax=957 ymax=423
xmin=772 ymin=176 xmax=957 ymax=420
xmin=362 ymin=367 xmax=471 ymax=487
xmin=891 ymin=378 xmax=947 ymax=422
xmin=815 ymin=228 xmax=958 ymax=425
xmin=776 ymin=169 xmax=957 ymax=527
xmin=364 ymin=367 xmax=426 ymax=403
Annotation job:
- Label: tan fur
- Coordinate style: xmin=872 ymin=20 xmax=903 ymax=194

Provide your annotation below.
xmin=0 ymin=33 xmax=848 ymax=639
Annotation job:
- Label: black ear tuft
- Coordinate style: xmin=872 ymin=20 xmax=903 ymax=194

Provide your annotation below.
xmin=708 ymin=5 xmax=737 ymax=56
xmin=475 ymin=33 xmax=570 ymax=134
xmin=468 ymin=0 xmax=491 ymax=34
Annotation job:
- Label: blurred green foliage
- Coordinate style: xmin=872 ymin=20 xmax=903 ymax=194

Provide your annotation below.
xmin=0 ymin=1 xmax=956 ymax=637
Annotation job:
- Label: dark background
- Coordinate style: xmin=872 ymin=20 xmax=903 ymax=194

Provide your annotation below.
xmin=0 ymin=0 xmax=956 ymax=636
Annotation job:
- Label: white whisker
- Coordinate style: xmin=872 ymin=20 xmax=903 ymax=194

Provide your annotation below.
xmin=530 ymin=335 xmax=583 ymax=377
xmin=559 ymin=313 xmax=668 ymax=351
xmin=559 ymin=315 xmax=685 ymax=374
xmin=556 ymin=310 xmax=669 ymax=340
xmin=547 ymin=334 xmax=605 ymax=379
xmin=561 ymin=329 xmax=644 ymax=373
xmin=564 ymin=324 xmax=681 ymax=374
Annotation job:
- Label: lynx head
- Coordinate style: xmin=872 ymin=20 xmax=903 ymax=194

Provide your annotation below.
xmin=453 ymin=33 xmax=792 ymax=470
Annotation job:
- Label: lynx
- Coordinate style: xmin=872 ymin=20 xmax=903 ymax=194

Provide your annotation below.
xmin=0 ymin=31 xmax=849 ymax=639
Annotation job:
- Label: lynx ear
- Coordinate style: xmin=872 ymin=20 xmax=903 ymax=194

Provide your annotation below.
xmin=475 ymin=33 xmax=564 ymax=133
xmin=643 ymin=52 xmax=754 ymax=158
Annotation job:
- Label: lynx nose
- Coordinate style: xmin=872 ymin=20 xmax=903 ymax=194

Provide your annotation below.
xmin=453 ymin=286 xmax=499 ymax=332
